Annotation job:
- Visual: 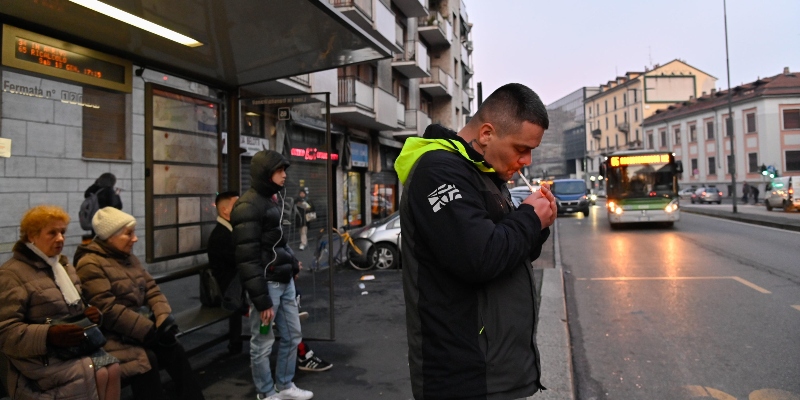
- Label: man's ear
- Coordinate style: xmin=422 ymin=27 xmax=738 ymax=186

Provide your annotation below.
xmin=478 ymin=123 xmax=496 ymax=146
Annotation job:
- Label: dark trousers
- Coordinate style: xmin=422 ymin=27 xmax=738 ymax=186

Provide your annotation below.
xmin=128 ymin=342 xmax=205 ymax=400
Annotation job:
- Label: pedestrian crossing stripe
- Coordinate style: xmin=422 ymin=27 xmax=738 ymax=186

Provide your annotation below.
xmin=575 ymin=276 xmax=771 ymax=294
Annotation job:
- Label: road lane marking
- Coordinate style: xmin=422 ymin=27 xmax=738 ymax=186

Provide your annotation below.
xmin=683 ymin=385 xmax=736 ymax=400
xmin=577 ymin=276 xmax=771 ymax=294
xmin=687 ymin=213 xmax=800 ymax=235
xmin=792 ymin=305 xmax=800 ymax=312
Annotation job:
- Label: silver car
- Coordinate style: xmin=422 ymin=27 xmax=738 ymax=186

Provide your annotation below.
xmin=353 ymin=212 xmax=401 ymax=269
xmin=691 ymin=187 xmax=722 ymax=204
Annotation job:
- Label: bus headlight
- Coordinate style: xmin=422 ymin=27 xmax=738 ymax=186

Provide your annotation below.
xmin=608 ymin=201 xmax=623 ymax=214
xmin=664 ymin=199 xmax=679 ymax=213
xmin=614 ymin=207 xmax=623 ymax=215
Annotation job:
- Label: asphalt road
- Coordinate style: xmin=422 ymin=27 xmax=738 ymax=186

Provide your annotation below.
xmin=559 ymin=204 xmax=800 ymax=399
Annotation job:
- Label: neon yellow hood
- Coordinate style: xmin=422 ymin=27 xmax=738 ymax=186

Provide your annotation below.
xmin=394 ymin=137 xmax=495 ymax=184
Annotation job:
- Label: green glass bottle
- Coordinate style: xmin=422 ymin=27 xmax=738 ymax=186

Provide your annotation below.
xmin=260 ymin=322 xmax=271 ymax=335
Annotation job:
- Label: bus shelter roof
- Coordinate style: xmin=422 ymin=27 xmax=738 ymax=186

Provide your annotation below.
xmin=1 ymin=0 xmax=391 ymax=92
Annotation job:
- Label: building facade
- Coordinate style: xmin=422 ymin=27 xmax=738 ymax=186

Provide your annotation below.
xmin=530 ymin=87 xmax=598 ymax=182
xmin=584 ymin=60 xmax=717 ymax=190
xmin=642 ymin=68 xmax=800 ymax=196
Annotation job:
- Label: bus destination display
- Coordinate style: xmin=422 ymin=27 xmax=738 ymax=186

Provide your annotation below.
xmin=14 ymin=36 xmax=126 ymax=84
xmin=610 ymin=154 xmax=671 ymax=167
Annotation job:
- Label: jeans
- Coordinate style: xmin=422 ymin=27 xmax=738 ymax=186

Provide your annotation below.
xmin=249 ymin=279 xmax=303 ymax=396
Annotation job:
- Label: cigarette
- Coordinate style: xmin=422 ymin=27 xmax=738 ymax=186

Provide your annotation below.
xmin=517 ymin=170 xmax=537 ymax=194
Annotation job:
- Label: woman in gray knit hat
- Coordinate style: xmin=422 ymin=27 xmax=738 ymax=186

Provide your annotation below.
xmin=73 ymin=207 xmax=205 ymax=400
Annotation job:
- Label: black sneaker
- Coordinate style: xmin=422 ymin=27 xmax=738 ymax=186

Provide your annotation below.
xmin=297 ymin=351 xmax=332 ymax=372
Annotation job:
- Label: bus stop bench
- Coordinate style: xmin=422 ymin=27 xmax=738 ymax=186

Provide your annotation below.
xmin=153 ymin=265 xmax=243 ymax=357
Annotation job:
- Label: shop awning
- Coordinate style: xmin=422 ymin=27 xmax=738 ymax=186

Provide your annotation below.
xmin=0 ymin=0 xmax=391 ymax=91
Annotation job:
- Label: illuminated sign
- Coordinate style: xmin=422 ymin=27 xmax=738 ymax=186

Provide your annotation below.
xmin=2 ymin=25 xmax=132 ymax=93
xmin=610 ymin=154 xmax=671 ymax=167
xmin=290 ymin=147 xmax=339 ymax=161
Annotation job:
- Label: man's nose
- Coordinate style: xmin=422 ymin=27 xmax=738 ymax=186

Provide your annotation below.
xmin=519 ymin=152 xmax=532 ymax=166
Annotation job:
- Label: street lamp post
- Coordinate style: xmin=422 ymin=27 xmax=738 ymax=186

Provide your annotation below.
xmin=724 ymin=0 xmax=737 ymax=213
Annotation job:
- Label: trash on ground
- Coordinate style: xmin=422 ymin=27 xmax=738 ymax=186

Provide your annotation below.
xmin=361 ymin=291 xmax=368 ymax=295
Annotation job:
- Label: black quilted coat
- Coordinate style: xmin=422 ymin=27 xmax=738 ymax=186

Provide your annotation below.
xmin=230 ymin=150 xmax=299 ymax=311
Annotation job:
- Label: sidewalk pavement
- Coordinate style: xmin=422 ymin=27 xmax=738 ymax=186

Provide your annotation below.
xmin=148 ymin=224 xmax=575 ymax=400
xmin=680 ymin=202 xmax=800 ymax=232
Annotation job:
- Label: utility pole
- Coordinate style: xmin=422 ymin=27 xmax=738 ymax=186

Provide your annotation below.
xmin=724 ymin=0 xmax=737 ymax=213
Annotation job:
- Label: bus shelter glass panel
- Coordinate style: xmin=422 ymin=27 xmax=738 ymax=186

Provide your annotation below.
xmin=240 ymin=93 xmax=335 ymax=340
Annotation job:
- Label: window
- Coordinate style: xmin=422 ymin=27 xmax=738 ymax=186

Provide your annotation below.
xmin=707 ymin=121 xmax=715 ymax=140
xmin=606 ymin=136 xmax=609 ymax=149
xmin=674 ymin=128 xmax=681 ymax=145
xmin=727 ymin=155 xmax=734 ymax=174
xmin=82 ymin=87 xmax=128 ymax=160
xmin=691 ymin=158 xmax=698 ymax=175
xmin=746 ymin=113 xmax=756 ymax=133
xmin=708 ymin=157 xmax=716 ymax=175
xmin=623 ymin=93 xmax=627 ymax=106
xmin=340 ymin=64 xmax=376 ymax=85
xmin=660 ymin=130 xmax=667 ymax=147
xmin=784 ymin=109 xmax=800 ymax=130
xmin=689 ymin=124 xmax=697 ymax=142
xmin=605 ymin=101 xmax=608 ymax=113
xmin=648 ymin=133 xmax=654 ymax=149
xmin=605 ymin=117 xmax=608 ymax=130
xmin=633 ymin=90 xmax=637 ymax=103
xmin=748 ymin=153 xmax=758 ymax=173
xmin=624 ymin=111 xmax=628 ymax=123
xmin=614 ymin=115 xmax=617 ymax=127
xmin=596 ymin=104 xmax=599 ymax=116
xmin=587 ymin=106 xmax=592 ymax=117
xmin=634 ymin=108 xmax=638 ymax=122
xmin=786 ymin=150 xmax=800 ymax=171
xmin=615 ymin=135 xmax=619 ymax=148
xmin=636 ymin=129 xmax=639 ymax=141
xmin=725 ymin=116 xmax=732 ymax=137
xmin=614 ymin=97 xmax=617 ymax=110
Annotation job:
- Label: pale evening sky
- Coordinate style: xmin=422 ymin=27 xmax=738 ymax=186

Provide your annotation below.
xmin=466 ymin=0 xmax=800 ymax=106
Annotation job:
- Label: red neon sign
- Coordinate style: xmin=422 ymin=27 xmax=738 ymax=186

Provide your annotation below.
xmin=290 ymin=147 xmax=338 ymax=161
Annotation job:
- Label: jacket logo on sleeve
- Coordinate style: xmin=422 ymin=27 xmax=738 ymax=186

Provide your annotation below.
xmin=428 ymin=184 xmax=462 ymax=212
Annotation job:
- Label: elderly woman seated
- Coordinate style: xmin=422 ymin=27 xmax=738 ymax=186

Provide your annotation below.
xmin=0 ymin=205 xmax=120 ymax=400
xmin=73 ymin=207 xmax=205 ymax=400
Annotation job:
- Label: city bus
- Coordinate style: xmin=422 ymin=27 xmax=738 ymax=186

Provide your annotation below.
xmin=602 ymin=150 xmax=683 ymax=228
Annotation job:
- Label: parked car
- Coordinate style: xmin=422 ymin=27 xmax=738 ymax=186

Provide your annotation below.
xmin=765 ymin=176 xmax=800 ymax=212
xmin=353 ymin=211 xmax=401 ymax=269
xmin=552 ymin=179 xmax=590 ymax=217
xmin=509 ymin=185 xmax=538 ymax=207
xmin=690 ymin=187 xmax=722 ymax=204
xmin=679 ymin=187 xmax=697 ymax=200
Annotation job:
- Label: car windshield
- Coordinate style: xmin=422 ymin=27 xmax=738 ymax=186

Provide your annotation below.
xmin=552 ymin=181 xmax=585 ymax=195
xmin=607 ymin=162 xmax=675 ymax=199
xmin=374 ymin=211 xmax=398 ymax=226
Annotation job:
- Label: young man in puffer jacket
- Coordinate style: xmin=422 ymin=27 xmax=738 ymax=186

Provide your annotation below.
xmin=230 ymin=150 xmax=313 ymax=400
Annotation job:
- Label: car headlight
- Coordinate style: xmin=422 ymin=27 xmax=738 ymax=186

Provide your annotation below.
xmin=360 ymin=227 xmax=376 ymax=238
xmin=590 ymin=194 xmax=597 ymax=201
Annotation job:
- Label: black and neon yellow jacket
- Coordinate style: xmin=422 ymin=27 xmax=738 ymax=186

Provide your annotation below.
xmin=396 ymin=124 xmax=550 ymax=400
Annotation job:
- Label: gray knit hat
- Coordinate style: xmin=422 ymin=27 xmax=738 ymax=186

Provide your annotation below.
xmin=93 ymin=207 xmax=136 ymax=240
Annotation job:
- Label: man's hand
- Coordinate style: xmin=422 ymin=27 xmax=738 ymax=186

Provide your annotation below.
xmin=522 ymin=191 xmax=554 ymax=229
xmin=538 ymin=183 xmax=558 ymax=226
xmin=260 ymin=308 xmax=274 ymax=326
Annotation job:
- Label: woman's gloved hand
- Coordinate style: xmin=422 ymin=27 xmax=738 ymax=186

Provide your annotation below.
xmin=83 ymin=306 xmax=102 ymax=324
xmin=47 ymin=324 xmax=85 ymax=347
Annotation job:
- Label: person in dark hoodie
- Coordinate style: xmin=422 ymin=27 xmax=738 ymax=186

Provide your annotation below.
xmin=394 ymin=83 xmax=557 ymax=400
xmin=230 ymin=150 xmax=313 ymax=400
xmin=83 ymin=173 xmax=123 ymax=239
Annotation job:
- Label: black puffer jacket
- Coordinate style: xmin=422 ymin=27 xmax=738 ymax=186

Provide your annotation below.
xmin=231 ymin=150 xmax=299 ymax=311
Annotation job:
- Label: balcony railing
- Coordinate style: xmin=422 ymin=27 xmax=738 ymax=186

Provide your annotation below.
xmin=421 ymin=67 xmax=452 ymax=87
xmin=618 ymin=122 xmax=629 ymax=133
xmin=331 ymin=0 xmax=372 ymax=18
xmin=394 ymin=40 xmax=429 ymax=69
xmin=338 ymin=76 xmax=374 ymax=109
xmin=397 ymin=102 xmax=406 ymax=125
xmin=289 ymin=74 xmax=310 ymax=86
xmin=592 ymin=129 xmax=602 ymax=138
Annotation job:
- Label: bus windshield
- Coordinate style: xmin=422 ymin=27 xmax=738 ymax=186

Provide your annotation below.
xmin=607 ymin=162 xmax=675 ymax=199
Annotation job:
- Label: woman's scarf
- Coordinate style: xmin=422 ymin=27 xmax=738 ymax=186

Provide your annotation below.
xmin=25 ymin=242 xmax=81 ymax=306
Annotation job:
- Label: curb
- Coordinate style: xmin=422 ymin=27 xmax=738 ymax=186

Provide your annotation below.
xmin=681 ymin=208 xmax=800 ymax=232
xmin=531 ymin=221 xmax=575 ymax=400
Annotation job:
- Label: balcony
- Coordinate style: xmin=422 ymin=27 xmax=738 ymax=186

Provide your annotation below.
xmin=246 ymin=74 xmax=311 ymax=95
xmin=418 ymin=11 xmax=452 ymax=47
xmin=330 ymin=76 xmax=397 ymax=130
xmin=460 ymin=0 xmax=468 ymax=24
xmin=392 ymin=40 xmax=430 ymax=78
xmin=592 ymin=129 xmax=602 ymax=138
xmin=461 ymin=89 xmax=471 ymax=114
xmin=393 ymin=0 xmax=429 ymax=18
xmin=420 ymin=67 xmax=454 ymax=97
xmin=330 ymin=0 xmax=402 ymax=53
xmin=392 ymin=109 xmax=431 ymax=138
xmin=618 ymin=122 xmax=629 ymax=133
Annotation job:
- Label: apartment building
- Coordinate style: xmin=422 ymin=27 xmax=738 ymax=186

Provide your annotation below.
xmin=643 ymin=68 xmax=800 ymax=196
xmin=584 ymin=59 xmax=717 ymax=190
